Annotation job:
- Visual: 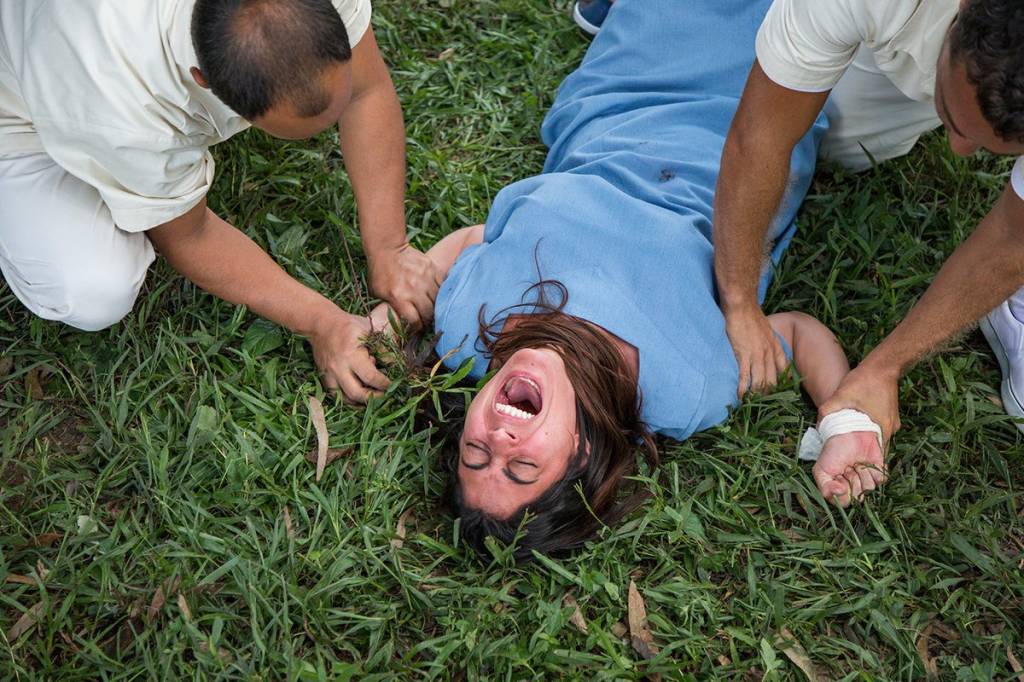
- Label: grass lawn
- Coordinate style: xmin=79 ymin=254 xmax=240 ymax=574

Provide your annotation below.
xmin=2 ymin=0 xmax=1023 ymax=679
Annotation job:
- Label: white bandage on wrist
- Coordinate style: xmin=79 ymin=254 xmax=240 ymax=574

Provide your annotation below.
xmin=797 ymin=408 xmax=883 ymax=462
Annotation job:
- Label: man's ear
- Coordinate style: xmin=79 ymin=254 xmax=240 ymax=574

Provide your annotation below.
xmin=190 ymin=67 xmax=210 ymax=89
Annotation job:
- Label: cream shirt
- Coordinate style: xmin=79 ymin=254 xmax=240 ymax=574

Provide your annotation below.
xmin=755 ymin=0 xmax=1024 ymax=197
xmin=0 ymin=0 xmax=371 ymax=232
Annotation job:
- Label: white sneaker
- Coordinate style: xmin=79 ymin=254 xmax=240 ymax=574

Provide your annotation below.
xmin=979 ymin=296 xmax=1024 ymax=432
xmin=572 ymin=1 xmax=611 ymax=36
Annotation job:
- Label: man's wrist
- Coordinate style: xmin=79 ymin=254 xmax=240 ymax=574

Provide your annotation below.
xmin=719 ymin=293 xmax=762 ymax=316
xmin=305 ymin=298 xmax=352 ymax=341
xmin=359 ymin=214 xmax=409 ymax=258
xmin=854 ymin=350 xmax=903 ymax=383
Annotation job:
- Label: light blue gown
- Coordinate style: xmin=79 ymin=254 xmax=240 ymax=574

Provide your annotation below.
xmin=433 ymin=0 xmax=827 ymax=440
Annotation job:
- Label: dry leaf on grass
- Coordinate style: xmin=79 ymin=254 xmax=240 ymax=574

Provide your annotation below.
xmin=30 ymin=532 xmax=62 ymax=548
xmin=627 ymin=580 xmax=658 ymax=660
xmin=0 ymin=356 xmax=13 ymax=377
xmin=308 ymin=396 xmax=328 ymax=482
xmin=25 ymin=368 xmax=45 ymax=399
xmin=391 ymin=508 xmax=413 ymax=550
xmin=147 ymin=576 xmax=181 ymax=623
xmin=1008 ymin=647 xmax=1024 ymax=682
xmin=563 ymin=594 xmax=588 ymax=635
xmin=283 ymin=506 xmax=294 ymax=540
xmin=5 ymin=574 xmax=34 ymax=585
xmin=177 ymin=593 xmax=192 ymax=622
xmin=148 ymin=586 xmax=166 ymax=623
xmin=610 ymin=621 xmax=627 ymax=639
xmin=917 ymin=623 xmax=938 ymax=678
xmin=128 ymin=596 xmax=146 ymax=620
xmin=199 ymin=641 xmax=233 ymax=663
xmin=58 ymin=630 xmax=81 ymax=653
xmin=304 ymin=448 xmax=352 ymax=470
xmin=6 ymin=601 xmax=45 ymax=641
xmin=35 ymin=560 xmax=49 ymax=580
xmin=929 ymin=620 xmax=961 ymax=642
xmin=776 ymin=628 xmax=822 ymax=682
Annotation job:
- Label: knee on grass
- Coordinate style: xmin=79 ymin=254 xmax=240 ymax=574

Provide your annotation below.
xmin=58 ymin=262 xmax=147 ymax=331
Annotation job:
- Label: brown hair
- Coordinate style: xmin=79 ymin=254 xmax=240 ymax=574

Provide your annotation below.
xmin=450 ymin=280 xmax=659 ymax=562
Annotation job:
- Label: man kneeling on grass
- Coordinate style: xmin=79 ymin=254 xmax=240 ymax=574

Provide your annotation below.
xmin=709 ymin=0 xmax=1024 ymax=461
xmin=0 ymin=0 xmax=438 ymax=401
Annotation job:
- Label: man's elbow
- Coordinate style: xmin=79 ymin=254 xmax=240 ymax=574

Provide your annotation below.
xmin=148 ymin=201 xmax=211 ymax=254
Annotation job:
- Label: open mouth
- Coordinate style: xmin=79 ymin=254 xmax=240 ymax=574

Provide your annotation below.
xmin=495 ymin=375 xmax=543 ymax=420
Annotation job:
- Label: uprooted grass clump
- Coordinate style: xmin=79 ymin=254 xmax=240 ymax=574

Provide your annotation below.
xmin=1 ymin=1 xmax=1022 ymax=678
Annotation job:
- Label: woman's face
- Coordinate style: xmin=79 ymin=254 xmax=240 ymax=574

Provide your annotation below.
xmin=458 ymin=347 xmax=581 ymax=519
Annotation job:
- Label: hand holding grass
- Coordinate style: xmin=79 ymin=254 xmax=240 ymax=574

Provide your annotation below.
xmin=310 ymin=309 xmax=389 ymax=403
xmin=812 ymin=431 xmax=886 ymax=507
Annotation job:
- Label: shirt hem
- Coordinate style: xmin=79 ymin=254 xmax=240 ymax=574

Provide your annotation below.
xmin=110 ymin=193 xmax=207 ymax=233
xmin=755 ymin=30 xmax=842 ymax=94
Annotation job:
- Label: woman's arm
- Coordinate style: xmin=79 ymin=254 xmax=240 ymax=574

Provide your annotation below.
xmin=768 ymin=311 xmax=885 ymax=506
xmin=766 ymin=312 xmax=848 ymax=407
xmin=425 ymin=224 xmax=485 ymax=279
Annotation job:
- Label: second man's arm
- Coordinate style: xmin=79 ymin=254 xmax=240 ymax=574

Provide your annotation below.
xmin=714 ymin=61 xmax=829 ymax=396
xmin=338 ymin=29 xmax=441 ymax=328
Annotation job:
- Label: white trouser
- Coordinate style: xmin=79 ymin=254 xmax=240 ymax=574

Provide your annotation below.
xmin=0 ymin=151 xmax=155 ymax=331
xmin=822 ymin=45 xmax=943 ymax=171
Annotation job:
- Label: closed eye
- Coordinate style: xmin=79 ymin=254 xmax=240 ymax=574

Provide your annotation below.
xmin=461 ymin=441 xmax=490 ymax=470
xmin=507 ymin=460 xmax=539 ymax=484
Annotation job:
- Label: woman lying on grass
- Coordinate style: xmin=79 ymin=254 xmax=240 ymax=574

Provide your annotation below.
xmin=362 ymin=0 xmax=886 ymax=560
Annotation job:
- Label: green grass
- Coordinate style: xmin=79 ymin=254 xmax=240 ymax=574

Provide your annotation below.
xmin=2 ymin=1 xmax=1022 ymax=679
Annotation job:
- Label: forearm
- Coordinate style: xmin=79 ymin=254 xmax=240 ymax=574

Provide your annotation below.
xmin=861 ymin=187 xmax=1024 ymax=378
xmin=769 ymin=312 xmax=850 ymax=406
xmin=713 ymin=64 xmax=827 ymax=313
xmin=338 ymin=56 xmax=407 ymax=260
xmin=150 ymin=205 xmax=340 ymax=337
xmin=714 ymin=131 xmax=793 ymax=311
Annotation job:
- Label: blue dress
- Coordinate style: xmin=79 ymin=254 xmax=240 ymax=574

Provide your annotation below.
xmin=433 ymin=0 xmax=827 ymax=440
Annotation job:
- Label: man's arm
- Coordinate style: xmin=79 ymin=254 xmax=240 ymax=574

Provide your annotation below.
xmin=149 ymin=199 xmax=389 ymax=402
xmin=338 ymin=29 xmax=440 ymax=327
xmin=714 ymin=62 xmax=830 ymax=397
xmin=820 ymin=184 xmax=1024 ymax=440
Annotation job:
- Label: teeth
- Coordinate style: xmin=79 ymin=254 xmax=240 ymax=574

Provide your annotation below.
xmin=519 ymin=377 xmax=541 ymax=393
xmin=496 ymin=402 xmax=535 ymax=419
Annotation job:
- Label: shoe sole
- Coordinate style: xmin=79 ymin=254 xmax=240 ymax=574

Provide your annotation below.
xmin=572 ymin=2 xmax=602 ymax=35
xmin=979 ymin=314 xmax=1024 ymax=433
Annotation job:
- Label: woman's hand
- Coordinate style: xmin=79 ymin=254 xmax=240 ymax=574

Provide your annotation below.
xmin=812 ymin=431 xmax=886 ymax=506
xmin=309 ymin=309 xmax=389 ymax=403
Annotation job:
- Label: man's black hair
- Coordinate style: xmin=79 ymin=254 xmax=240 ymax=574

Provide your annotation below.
xmin=949 ymin=0 xmax=1024 ymax=143
xmin=191 ymin=0 xmax=351 ymax=120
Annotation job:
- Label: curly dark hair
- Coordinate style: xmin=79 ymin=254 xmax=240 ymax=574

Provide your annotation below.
xmin=439 ymin=280 xmax=658 ymax=563
xmin=949 ymin=0 xmax=1024 ymax=143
